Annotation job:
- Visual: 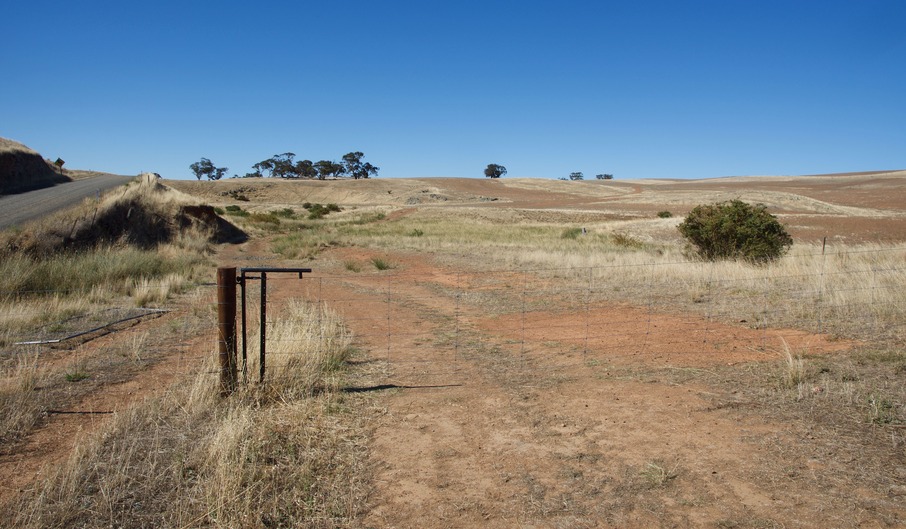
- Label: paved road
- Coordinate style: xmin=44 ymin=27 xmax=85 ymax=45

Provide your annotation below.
xmin=0 ymin=174 xmax=134 ymax=230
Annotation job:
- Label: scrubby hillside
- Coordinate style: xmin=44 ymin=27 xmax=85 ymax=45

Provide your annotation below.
xmin=1 ymin=173 xmax=245 ymax=256
xmin=0 ymin=138 xmax=69 ymax=195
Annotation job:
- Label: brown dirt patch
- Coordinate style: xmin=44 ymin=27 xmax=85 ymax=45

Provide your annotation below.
xmin=287 ymin=246 xmax=903 ymax=527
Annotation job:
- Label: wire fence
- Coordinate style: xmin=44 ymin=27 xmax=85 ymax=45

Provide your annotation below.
xmin=233 ymin=246 xmax=906 ymax=386
xmin=2 ymin=246 xmax=904 ymax=390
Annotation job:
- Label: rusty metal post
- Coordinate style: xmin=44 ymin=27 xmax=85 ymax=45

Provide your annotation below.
xmin=259 ymin=271 xmax=267 ymax=383
xmin=217 ymin=267 xmax=237 ymax=395
xmin=240 ymin=271 xmax=248 ymax=381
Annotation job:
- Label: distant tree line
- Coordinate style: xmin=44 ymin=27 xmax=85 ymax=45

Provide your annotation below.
xmin=190 ymin=151 xmax=379 ymax=181
xmin=559 ymin=172 xmax=614 ymax=181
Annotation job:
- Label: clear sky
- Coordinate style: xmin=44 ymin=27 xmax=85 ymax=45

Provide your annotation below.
xmin=2 ymin=1 xmax=904 ymax=180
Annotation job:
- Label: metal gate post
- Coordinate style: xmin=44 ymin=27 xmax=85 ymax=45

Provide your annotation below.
xmin=240 ymin=272 xmax=247 ymax=380
xmin=259 ymin=271 xmax=267 ymax=383
xmin=237 ymin=267 xmax=311 ymax=384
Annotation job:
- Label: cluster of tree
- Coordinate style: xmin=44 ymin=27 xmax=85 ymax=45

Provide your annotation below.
xmin=189 ymin=158 xmax=229 ymax=181
xmin=190 ymin=151 xmax=379 ymax=181
xmin=561 ymin=172 xmax=614 ymax=181
xmin=557 ymin=172 xmax=615 ymax=181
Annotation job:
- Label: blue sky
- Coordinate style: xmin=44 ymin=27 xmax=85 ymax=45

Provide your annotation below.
xmin=2 ymin=1 xmax=904 ymax=180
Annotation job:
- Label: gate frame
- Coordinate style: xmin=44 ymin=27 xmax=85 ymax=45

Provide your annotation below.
xmin=238 ymin=267 xmax=311 ymax=383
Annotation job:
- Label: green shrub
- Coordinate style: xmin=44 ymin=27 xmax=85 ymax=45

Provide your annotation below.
xmin=677 ymin=200 xmax=792 ymax=263
xmin=273 ymin=208 xmax=295 ymax=219
xmin=370 ymin=257 xmax=393 ymax=270
xmin=308 ymin=207 xmax=326 ymax=220
xmin=304 ymin=203 xmax=343 ymax=220
xmin=224 ymin=205 xmax=248 ymax=217
xmin=248 ymin=212 xmax=280 ymax=225
xmin=657 ymin=211 xmax=672 ymax=218
xmin=409 ymin=229 xmax=424 ymax=237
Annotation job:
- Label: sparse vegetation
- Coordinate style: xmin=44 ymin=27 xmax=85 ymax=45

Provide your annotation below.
xmin=305 ymin=202 xmax=343 ymax=220
xmin=223 ymin=204 xmax=248 ymax=216
xmin=273 ymin=207 xmax=296 ymax=219
xmin=561 ymin=227 xmax=582 ymax=239
xmin=610 ymin=232 xmax=644 ymax=249
xmin=641 ymin=461 xmax=679 ymax=488
xmin=64 ymin=370 xmax=89 ymax=382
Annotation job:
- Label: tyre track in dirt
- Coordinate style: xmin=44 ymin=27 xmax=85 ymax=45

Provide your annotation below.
xmin=294 ymin=248 xmax=900 ymax=528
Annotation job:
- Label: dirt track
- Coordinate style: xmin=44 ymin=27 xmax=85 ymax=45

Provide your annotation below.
xmin=256 ymin=245 xmax=903 ymax=528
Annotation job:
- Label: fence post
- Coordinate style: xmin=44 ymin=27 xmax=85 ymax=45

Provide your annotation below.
xmin=259 ymin=271 xmax=267 ymax=383
xmin=217 ymin=267 xmax=237 ymax=395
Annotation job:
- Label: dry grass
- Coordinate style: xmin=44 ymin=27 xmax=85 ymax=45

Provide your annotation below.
xmin=0 ymin=176 xmax=216 ymax=345
xmin=7 ymin=299 xmax=365 ymax=528
xmin=333 ymin=210 xmax=906 ymax=344
xmin=779 ymin=338 xmax=806 ymax=389
xmin=0 ymin=351 xmax=45 ymax=444
xmin=0 ymin=179 xmax=216 ymax=452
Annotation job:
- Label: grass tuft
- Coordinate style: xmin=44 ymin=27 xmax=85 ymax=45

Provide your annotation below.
xmin=370 ymin=257 xmax=393 ymax=271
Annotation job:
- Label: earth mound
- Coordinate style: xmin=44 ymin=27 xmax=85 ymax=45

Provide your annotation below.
xmin=2 ymin=173 xmax=246 ymax=256
xmin=0 ymin=137 xmax=70 ymax=195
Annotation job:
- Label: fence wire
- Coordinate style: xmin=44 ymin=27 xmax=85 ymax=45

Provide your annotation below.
xmin=3 ymin=247 xmax=904 ymax=390
xmin=233 ymin=246 xmax=906 ymax=386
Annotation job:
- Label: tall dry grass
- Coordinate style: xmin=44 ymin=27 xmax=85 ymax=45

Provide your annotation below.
xmin=8 ymin=300 xmax=364 ymax=528
xmin=0 ymin=173 xmax=215 ymax=346
xmin=0 ymin=351 xmax=45 ymax=444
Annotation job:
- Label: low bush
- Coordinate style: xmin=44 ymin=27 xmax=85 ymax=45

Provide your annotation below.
xmin=223 ymin=205 xmax=248 ymax=217
xmin=273 ymin=208 xmax=296 ymax=219
xmin=677 ymin=199 xmax=792 ymax=263
xmin=248 ymin=212 xmax=280 ymax=225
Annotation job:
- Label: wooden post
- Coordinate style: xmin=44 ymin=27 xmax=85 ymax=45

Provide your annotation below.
xmin=217 ymin=267 xmax=237 ymax=395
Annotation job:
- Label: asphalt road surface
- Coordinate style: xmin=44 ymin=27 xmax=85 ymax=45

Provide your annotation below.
xmin=0 ymin=174 xmax=134 ymax=230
